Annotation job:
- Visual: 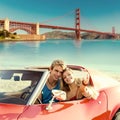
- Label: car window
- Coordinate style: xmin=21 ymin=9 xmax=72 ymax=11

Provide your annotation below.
xmin=0 ymin=69 xmax=44 ymax=104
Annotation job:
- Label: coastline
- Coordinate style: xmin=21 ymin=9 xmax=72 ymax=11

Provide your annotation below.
xmin=0 ymin=34 xmax=46 ymax=42
xmin=96 ymin=70 xmax=120 ymax=82
xmin=104 ymin=72 xmax=120 ymax=82
xmin=0 ymin=39 xmax=45 ymax=42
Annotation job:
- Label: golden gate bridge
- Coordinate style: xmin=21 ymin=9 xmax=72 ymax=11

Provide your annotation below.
xmin=0 ymin=8 xmax=117 ymax=40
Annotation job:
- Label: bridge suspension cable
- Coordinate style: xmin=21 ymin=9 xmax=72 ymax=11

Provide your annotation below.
xmin=40 ymin=10 xmax=74 ymax=24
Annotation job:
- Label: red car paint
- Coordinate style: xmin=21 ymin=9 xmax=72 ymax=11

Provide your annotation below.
xmin=0 ymin=65 xmax=120 ymax=120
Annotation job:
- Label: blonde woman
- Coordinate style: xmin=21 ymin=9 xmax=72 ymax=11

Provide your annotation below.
xmin=61 ymin=67 xmax=99 ymax=101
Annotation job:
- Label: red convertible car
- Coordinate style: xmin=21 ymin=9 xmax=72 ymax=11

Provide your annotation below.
xmin=0 ymin=65 xmax=120 ymax=120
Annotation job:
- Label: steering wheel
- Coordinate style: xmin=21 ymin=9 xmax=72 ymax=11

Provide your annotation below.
xmin=20 ymin=91 xmax=30 ymax=100
xmin=20 ymin=91 xmax=42 ymax=104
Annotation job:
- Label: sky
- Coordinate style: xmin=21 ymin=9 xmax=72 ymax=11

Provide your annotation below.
xmin=0 ymin=0 xmax=120 ymax=34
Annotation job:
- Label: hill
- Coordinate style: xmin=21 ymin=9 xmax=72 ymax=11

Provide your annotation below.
xmin=42 ymin=31 xmax=75 ymax=39
xmin=42 ymin=31 xmax=119 ymax=39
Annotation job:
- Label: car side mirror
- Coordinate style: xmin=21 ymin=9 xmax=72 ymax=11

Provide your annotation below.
xmin=52 ymin=89 xmax=66 ymax=100
xmin=46 ymin=90 xmax=66 ymax=110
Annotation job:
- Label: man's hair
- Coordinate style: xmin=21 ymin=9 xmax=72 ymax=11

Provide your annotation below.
xmin=50 ymin=59 xmax=66 ymax=70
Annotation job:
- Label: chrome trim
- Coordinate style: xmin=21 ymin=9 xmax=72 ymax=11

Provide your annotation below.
xmin=27 ymin=70 xmax=50 ymax=105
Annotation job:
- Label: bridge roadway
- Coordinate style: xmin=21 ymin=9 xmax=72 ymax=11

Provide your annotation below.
xmin=40 ymin=24 xmax=114 ymax=36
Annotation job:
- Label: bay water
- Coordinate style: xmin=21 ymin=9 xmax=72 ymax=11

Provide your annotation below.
xmin=0 ymin=39 xmax=120 ymax=80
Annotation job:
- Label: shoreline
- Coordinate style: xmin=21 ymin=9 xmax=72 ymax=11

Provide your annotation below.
xmin=104 ymin=72 xmax=120 ymax=82
xmin=96 ymin=70 xmax=120 ymax=82
xmin=0 ymin=39 xmax=46 ymax=42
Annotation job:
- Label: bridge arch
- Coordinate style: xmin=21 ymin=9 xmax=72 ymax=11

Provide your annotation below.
xmin=9 ymin=27 xmax=35 ymax=34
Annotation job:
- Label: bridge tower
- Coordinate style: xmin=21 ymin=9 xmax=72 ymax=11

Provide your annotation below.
xmin=112 ymin=26 xmax=117 ymax=39
xmin=36 ymin=22 xmax=40 ymax=35
xmin=4 ymin=18 xmax=9 ymax=31
xmin=112 ymin=26 xmax=115 ymax=35
xmin=75 ymin=8 xmax=81 ymax=40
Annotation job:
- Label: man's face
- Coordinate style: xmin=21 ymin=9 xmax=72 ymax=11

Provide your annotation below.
xmin=50 ymin=65 xmax=63 ymax=81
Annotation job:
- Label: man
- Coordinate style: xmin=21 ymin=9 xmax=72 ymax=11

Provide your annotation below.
xmin=39 ymin=59 xmax=66 ymax=104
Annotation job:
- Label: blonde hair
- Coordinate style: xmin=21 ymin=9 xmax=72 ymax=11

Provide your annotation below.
xmin=50 ymin=59 xmax=66 ymax=70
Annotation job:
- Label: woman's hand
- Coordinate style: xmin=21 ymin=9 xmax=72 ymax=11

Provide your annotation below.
xmin=75 ymin=74 xmax=90 ymax=87
xmin=81 ymin=86 xmax=99 ymax=100
xmin=75 ymin=78 xmax=82 ymax=86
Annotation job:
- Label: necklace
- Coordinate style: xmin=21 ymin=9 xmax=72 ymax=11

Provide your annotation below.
xmin=48 ymin=79 xmax=55 ymax=87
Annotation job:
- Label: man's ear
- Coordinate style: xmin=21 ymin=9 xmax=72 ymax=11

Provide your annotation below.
xmin=48 ymin=67 xmax=50 ymax=70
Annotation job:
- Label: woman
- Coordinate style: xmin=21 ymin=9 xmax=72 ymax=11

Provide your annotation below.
xmin=61 ymin=67 xmax=99 ymax=101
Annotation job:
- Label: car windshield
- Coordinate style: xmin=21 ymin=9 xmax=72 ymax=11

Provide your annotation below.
xmin=0 ymin=69 xmax=45 ymax=104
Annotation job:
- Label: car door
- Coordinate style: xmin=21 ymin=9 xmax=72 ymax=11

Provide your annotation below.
xmin=0 ymin=103 xmax=27 ymax=120
xmin=18 ymin=90 xmax=108 ymax=120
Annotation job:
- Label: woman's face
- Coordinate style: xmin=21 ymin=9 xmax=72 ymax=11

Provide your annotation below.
xmin=63 ymin=70 xmax=74 ymax=84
